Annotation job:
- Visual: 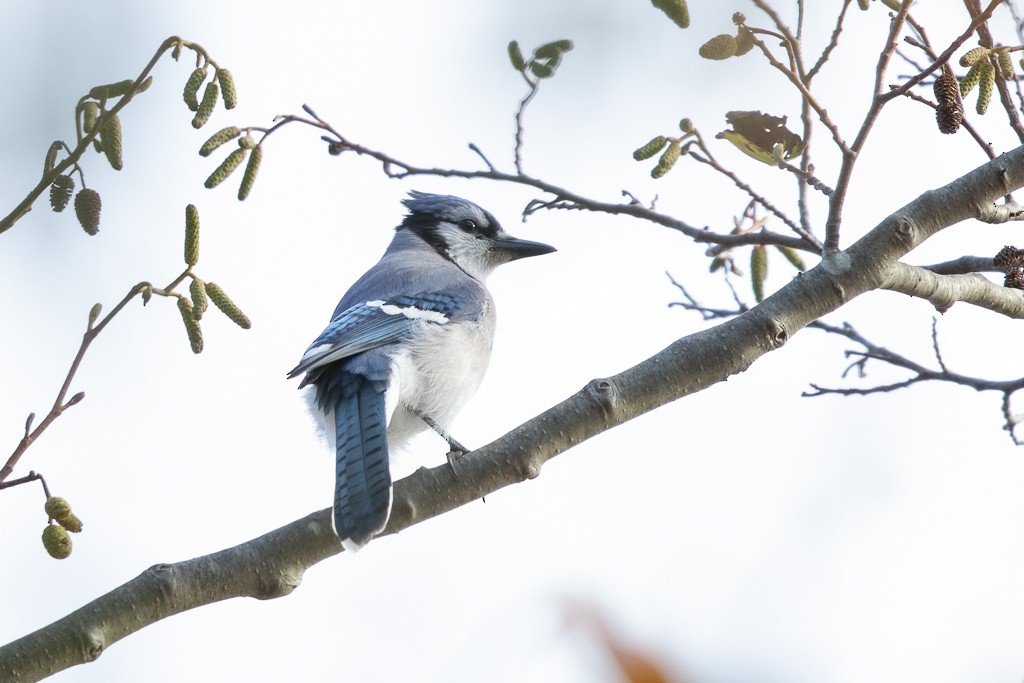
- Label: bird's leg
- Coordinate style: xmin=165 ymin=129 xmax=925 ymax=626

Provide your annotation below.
xmin=416 ymin=412 xmax=469 ymax=477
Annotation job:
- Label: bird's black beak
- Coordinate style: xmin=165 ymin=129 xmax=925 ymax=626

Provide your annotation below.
xmin=490 ymin=235 xmax=556 ymax=261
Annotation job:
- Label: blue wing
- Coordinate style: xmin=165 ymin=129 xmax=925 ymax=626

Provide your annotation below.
xmin=287 ymin=292 xmax=469 ymax=386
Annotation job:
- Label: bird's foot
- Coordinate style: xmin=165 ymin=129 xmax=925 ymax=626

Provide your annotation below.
xmin=445 ymin=441 xmax=468 ymax=478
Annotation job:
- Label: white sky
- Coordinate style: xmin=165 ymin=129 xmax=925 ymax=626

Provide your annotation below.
xmin=3 ymin=1 xmax=1024 ymax=682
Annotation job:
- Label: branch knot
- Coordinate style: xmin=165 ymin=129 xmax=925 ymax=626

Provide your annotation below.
xmin=584 ymin=378 xmax=618 ymax=420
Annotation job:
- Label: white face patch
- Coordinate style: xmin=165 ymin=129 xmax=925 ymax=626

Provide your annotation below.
xmin=366 ymin=300 xmax=449 ymax=324
xmin=431 ymin=224 xmax=506 ymax=281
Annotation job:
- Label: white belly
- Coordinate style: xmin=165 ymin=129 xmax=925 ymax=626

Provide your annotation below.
xmin=385 ymin=317 xmax=495 ymax=450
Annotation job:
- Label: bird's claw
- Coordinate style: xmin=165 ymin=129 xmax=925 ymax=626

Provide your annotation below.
xmin=446 ymin=446 xmax=468 ymax=478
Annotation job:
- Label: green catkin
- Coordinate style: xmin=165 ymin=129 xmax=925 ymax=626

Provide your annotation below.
xmin=237 ymin=145 xmax=262 ymax=200
xmin=204 ymin=149 xmax=247 ymax=188
xmin=205 ymin=282 xmax=251 ymax=329
xmin=183 ymin=68 xmax=206 ymax=111
xmin=184 ymin=204 xmax=200 ymax=266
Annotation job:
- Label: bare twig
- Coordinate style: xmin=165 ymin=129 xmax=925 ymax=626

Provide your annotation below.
xmin=265 ymin=106 xmax=818 ymax=252
xmin=1 ymin=264 xmax=194 ymax=484
xmin=0 ymin=470 xmax=51 ymax=497
xmin=468 ymin=143 xmax=496 ymax=172
xmin=803 ymin=317 xmax=1024 ymax=398
xmin=896 ymin=85 xmax=997 ymax=159
xmin=687 ymin=149 xmax=822 ymax=250
xmin=807 ymin=0 xmax=854 ymax=80
xmin=931 ymin=317 xmax=950 ymax=373
xmin=513 ymin=75 xmax=540 ymax=174
xmin=1002 ymin=392 xmax=1024 ymax=445
xmin=881 ymin=0 xmax=1004 ymax=102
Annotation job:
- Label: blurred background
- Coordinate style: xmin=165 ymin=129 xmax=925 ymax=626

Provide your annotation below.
xmin=2 ymin=1 xmax=1024 ymax=681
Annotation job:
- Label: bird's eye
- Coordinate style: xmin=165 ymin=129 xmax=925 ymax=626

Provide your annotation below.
xmin=458 ymin=219 xmax=478 ymax=233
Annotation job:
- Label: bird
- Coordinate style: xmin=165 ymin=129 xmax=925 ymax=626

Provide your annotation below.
xmin=288 ymin=191 xmax=555 ymax=552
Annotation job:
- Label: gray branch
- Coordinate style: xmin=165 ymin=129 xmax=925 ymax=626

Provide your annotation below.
xmin=5 ymin=145 xmax=1024 ymax=682
xmin=922 ymin=255 xmax=997 ymax=274
xmin=882 ymin=263 xmax=1024 ymax=317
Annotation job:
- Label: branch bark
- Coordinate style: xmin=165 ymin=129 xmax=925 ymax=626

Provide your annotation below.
xmin=5 ymin=144 xmax=1024 ymax=682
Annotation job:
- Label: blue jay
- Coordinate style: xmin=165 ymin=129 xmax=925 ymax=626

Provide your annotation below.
xmin=288 ymin=192 xmax=555 ymax=551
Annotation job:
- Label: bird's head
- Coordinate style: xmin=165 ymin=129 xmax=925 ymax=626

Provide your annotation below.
xmin=399 ymin=191 xmax=555 ymax=280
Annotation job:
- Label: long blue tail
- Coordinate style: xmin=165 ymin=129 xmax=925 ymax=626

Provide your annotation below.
xmin=324 ymin=372 xmax=390 ymax=551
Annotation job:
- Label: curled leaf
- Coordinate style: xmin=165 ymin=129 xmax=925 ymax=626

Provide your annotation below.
xmin=716 ymin=110 xmax=804 ymax=164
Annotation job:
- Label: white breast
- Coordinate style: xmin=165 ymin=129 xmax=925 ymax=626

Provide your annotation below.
xmin=385 ymin=305 xmax=496 ymax=452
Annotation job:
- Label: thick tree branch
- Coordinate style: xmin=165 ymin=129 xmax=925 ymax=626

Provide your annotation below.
xmin=5 ymin=144 xmax=1024 ymax=681
xmin=882 ymin=263 xmax=1024 ymax=317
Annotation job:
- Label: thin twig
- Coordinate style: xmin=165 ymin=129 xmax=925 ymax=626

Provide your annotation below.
xmin=1002 ymin=391 xmax=1023 ymax=445
xmin=931 ymin=318 xmax=950 ymax=373
xmin=468 ymin=143 xmax=496 ymax=172
xmin=808 ymin=0 xmax=854 ymax=80
xmin=688 ymin=149 xmax=822 ymax=250
xmin=513 ymin=76 xmax=539 ymax=175
xmin=0 ymin=470 xmax=51 ymax=497
xmin=2 ymin=264 xmax=192 ymax=484
xmin=275 ymin=107 xmax=818 ymax=253
xmin=897 ymin=86 xmax=996 ymax=158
